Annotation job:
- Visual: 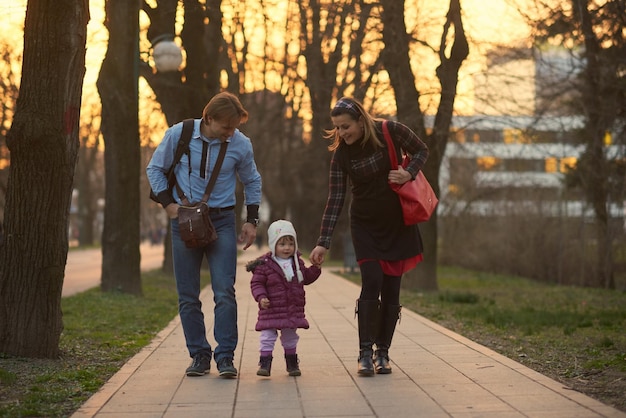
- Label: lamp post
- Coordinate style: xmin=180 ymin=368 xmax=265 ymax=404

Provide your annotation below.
xmin=151 ymin=34 xmax=183 ymax=73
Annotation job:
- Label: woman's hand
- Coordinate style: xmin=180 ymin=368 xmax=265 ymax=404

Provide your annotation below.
xmin=388 ymin=165 xmax=412 ymax=184
xmin=310 ymin=245 xmax=327 ymax=266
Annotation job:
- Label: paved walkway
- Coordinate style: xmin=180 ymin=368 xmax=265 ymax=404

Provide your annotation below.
xmin=64 ymin=243 xmax=164 ymax=297
xmin=72 ymin=247 xmax=625 ymax=418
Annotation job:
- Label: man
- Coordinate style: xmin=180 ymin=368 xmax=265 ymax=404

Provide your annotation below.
xmin=147 ymin=92 xmax=262 ymax=378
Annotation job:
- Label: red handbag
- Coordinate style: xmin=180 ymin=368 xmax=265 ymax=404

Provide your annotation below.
xmin=382 ymin=121 xmax=438 ymax=225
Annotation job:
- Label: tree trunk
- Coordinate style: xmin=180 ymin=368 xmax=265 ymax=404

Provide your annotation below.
xmin=381 ymin=0 xmax=468 ymax=291
xmin=294 ymin=1 xmax=351 ymax=251
xmin=575 ymin=0 xmax=615 ymax=289
xmin=380 ymin=0 xmax=435 ymax=290
xmin=77 ymin=137 xmax=99 ymax=247
xmin=141 ymin=1 xmax=220 ymax=272
xmin=0 ymin=0 xmax=88 ymax=358
xmin=97 ymin=0 xmax=142 ymax=295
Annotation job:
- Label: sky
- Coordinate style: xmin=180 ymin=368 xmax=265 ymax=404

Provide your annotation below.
xmin=0 ymin=0 xmax=534 ymax=117
xmin=1 ymin=1 xmax=107 ymax=87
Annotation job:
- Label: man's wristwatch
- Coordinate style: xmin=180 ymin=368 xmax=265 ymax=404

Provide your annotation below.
xmin=246 ymin=218 xmax=259 ymax=227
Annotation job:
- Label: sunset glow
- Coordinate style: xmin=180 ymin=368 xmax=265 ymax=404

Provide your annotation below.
xmin=0 ymin=0 xmax=540 ymax=124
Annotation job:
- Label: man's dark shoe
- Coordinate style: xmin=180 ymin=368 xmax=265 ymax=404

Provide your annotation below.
xmin=186 ymin=354 xmax=211 ymax=376
xmin=217 ymin=357 xmax=238 ymax=378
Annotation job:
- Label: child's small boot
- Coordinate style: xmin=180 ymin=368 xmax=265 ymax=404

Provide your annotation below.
xmin=257 ymin=355 xmax=273 ymax=376
xmin=285 ymin=354 xmax=301 ymax=376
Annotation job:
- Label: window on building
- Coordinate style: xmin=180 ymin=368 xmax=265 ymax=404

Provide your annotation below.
xmin=504 ymin=158 xmax=544 ymax=172
xmin=529 ymin=130 xmax=559 ymax=143
xmin=476 ymin=156 xmax=501 ymax=170
xmin=465 ymin=129 xmax=502 ymax=143
xmin=503 ymin=129 xmax=522 ymax=144
xmin=560 ymin=157 xmax=577 ymax=173
xmin=545 ymin=157 xmax=558 ymax=173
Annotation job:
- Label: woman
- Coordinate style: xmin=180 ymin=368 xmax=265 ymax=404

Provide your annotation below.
xmin=310 ymin=97 xmax=429 ymax=376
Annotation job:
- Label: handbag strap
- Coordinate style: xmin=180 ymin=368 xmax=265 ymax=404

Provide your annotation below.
xmin=382 ymin=120 xmax=400 ymax=168
xmin=177 ymin=140 xmax=229 ymax=206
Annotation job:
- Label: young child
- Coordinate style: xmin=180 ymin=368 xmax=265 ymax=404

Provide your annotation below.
xmin=247 ymin=219 xmax=321 ymax=377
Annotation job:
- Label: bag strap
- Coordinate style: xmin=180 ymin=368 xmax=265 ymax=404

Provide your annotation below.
xmin=166 ymin=119 xmax=194 ymax=188
xmin=200 ymin=141 xmax=228 ymax=202
xmin=177 ymin=140 xmax=229 ymax=205
xmin=382 ymin=121 xmax=400 ymax=168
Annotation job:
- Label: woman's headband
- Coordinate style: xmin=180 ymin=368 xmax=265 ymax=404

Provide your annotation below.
xmin=332 ymin=98 xmax=361 ymax=117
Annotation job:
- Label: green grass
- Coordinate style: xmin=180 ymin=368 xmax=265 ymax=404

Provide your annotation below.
xmin=0 ymin=269 xmax=210 ymax=418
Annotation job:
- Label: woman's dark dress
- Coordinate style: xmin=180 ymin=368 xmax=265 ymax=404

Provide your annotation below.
xmin=331 ymin=122 xmax=424 ymax=262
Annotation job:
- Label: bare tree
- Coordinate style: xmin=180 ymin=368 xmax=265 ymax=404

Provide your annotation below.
xmin=97 ymin=0 xmax=142 ymax=295
xmin=98 ymin=0 xmax=220 ymax=284
xmin=141 ymin=0 xmax=220 ymax=121
xmin=134 ymin=0 xmax=467 ymax=275
xmin=137 ymin=0 xmax=379 ymax=256
xmin=75 ymin=104 xmax=104 ymax=247
xmin=381 ymin=0 xmax=468 ymax=290
xmin=241 ymin=90 xmax=295 ymax=223
xmin=290 ymin=0 xmax=378 ymax=249
xmin=527 ymin=0 xmax=625 ymax=288
xmin=0 ymin=0 xmax=88 ymax=357
xmin=138 ymin=0 xmax=225 ymax=272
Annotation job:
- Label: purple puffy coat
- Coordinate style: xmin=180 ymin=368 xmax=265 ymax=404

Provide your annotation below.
xmin=248 ymin=251 xmax=321 ymax=331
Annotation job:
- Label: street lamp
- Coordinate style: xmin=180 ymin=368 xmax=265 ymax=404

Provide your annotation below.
xmin=151 ymin=34 xmax=183 ymax=73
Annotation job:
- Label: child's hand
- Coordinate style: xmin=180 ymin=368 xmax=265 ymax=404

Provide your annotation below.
xmin=259 ymin=298 xmax=270 ymax=309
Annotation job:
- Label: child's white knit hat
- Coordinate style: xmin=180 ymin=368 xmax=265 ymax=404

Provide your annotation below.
xmin=267 ymin=219 xmax=304 ymax=283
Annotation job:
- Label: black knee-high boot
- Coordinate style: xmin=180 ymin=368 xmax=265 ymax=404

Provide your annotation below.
xmin=374 ymin=304 xmax=402 ymax=374
xmin=356 ymin=299 xmax=380 ymax=376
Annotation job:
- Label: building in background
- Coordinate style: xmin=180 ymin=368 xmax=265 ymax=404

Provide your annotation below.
xmin=438 ymin=46 xmax=622 ymax=220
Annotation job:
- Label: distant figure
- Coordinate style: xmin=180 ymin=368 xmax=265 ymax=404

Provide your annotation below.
xmin=247 ymin=220 xmax=321 ymax=377
xmin=255 ymin=227 xmax=263 ymax=249
xmin=309 ymin=97 xmax=429 ymax=376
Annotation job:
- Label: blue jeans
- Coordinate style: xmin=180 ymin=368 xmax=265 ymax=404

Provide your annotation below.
xmin=170 ymin=209 xmax=238 ymax=363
